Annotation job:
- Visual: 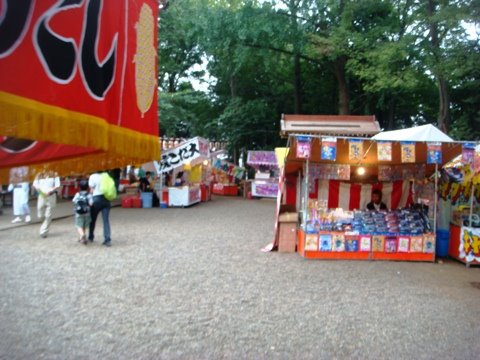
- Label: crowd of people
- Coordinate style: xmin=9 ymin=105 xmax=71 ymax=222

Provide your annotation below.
xmin=2 ymin=165 xmax=179 ymax=246
xmin=3 ymin=169 xmax=117 ymax=247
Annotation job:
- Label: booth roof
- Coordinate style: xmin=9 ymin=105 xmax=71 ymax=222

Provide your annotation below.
xmin=371 ymin=124 xmax=454 ymax=142
xmin=280 ymin=114 xmax=381 ymax=137
xmin=247 ymin=151 xmax=278 ymax=167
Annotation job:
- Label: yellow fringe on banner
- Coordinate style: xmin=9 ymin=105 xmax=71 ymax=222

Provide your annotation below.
xmin=0 ymin=91 xmax=108 ymax=150
xmin=0 ymin=151 xmax=156 ymax=183
xmin=0 ymin=91 xmax=160 ymax=183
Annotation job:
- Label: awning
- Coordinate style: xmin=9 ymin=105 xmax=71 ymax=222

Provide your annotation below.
xmin=371 ymin=124 xmax=454 ymax=142
xmin=0 ymin=1 xmax=159 ymax=183
xmin=247 ymin=151 xmax=278 ymax=167
xmin=280 ymin=114 xmax=381 ymax=137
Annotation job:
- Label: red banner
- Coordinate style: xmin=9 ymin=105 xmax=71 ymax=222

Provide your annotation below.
xmin=0 ymin=0 xmax=159 ymax=182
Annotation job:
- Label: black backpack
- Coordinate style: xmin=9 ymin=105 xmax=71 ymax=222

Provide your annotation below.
xmin=75 ymin=192 xmax=90 ymax=215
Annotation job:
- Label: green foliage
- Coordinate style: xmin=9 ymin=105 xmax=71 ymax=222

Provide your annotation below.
xmin=158 ymin=0 xmax=480 ymax=158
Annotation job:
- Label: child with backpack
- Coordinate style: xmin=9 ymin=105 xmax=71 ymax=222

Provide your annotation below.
xmin=72 ymin=180 xmax=93 ymax=245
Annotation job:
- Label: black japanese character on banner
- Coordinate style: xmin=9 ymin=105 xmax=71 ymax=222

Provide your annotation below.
xmin=0 ymin=0 xmax=33 ymax=57
xmin=35 ymin=0 xmax=82 ymax=82
xmin=187 ymin=143 xmax=199 ymax=158
xmin=160 ymin=154 xmax=170 ymax=171
xmin=168 ymin=152 xmax=180 ymax=166
xmin=80 ymin=0 xmax=117 ymax=98
xmin=178 ymin=147 xmax=189 ymax=161
xmin=31 ymin=0 xmax=117 ymax=97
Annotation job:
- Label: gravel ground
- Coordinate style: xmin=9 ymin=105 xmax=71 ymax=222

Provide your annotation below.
xmin=0 ymin=196 xmax=479 ymax=360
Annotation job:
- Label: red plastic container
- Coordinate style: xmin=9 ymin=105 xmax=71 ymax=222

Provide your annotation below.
xmin=131 ymin=197 xmax=142 ymax=208
xmin=121 ymin=197 xmax=133 ymax=208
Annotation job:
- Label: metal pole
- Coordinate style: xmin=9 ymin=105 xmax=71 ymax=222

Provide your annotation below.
xmin=434 ymin=163 xmax=438 ymax=235
xmin=469 ymin=183 xmax=474 ymax=226
xmin=304 ymin=158 xmax=310 ymax=227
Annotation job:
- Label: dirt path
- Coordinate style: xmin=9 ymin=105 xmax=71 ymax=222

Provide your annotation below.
xmin=1 ymin=196 xmax=479 ymax=359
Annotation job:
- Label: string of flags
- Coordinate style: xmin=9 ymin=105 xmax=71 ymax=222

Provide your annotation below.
xmin=294 ymin=136 xmax=477 ymax=166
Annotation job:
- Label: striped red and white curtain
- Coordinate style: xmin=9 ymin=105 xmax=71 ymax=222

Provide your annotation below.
xmin=312 ymin=180 xmax=413 ymax=211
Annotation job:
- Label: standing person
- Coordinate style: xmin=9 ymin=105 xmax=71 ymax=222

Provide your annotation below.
xmin=88 ymin=170 xmax=112 ymax=247
xmin=110 ymin=168 xmax=121 ymax=192
xmin=128 ymin=166 xmax=137 ymax=184
xmin=139 ymin=171 xmax=154 ymax=192
xmin=8 ymin=182 xmax=31 ymax=223
xmin=33 ymin=171 xmax=60 ymax=238
xmin=72 ymin=180 xmax=93 ymax=244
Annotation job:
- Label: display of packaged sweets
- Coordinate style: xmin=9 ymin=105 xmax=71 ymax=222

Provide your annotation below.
xmin=409 ymin=236 xmax=423 ymax=252
xmin=359 ymin=235 xmax=372 ymax=252
xmin=305 ymin=233 xmax=319 ymax=251
xmin=319 ymin=233 xmax=332 ymax=251
xmin=372 ymin=235 xmax=385 ymax=252
xmin=385 ymin=236 xmax=398 ymax=253
xmin=397 ymin=236 xmax=410 ymax=252
xmin=332 ymin=233 xmax=345 ymax=252
xmin=423 ymin=234 xmax=435 ymax=253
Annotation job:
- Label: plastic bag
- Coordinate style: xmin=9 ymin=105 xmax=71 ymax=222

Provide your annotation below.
xmin=100 ymin=173 xmax=117 ymax=201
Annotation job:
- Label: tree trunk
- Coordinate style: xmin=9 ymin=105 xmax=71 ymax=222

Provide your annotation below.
xmin=427 ymin=0 xmax=450 ymax=133
xmin=387 ymin=97 xmax=395 ymax=130
xmin=168 ymin=73 xmax=176 ymax=93
xmin=437 ymin=76 xmax=450 ymax=133
xmin=294 ymin=53 xmax=302 ymax=114
xmin=229 ymin=74 xmax=237 ymax=98
xmin=333 ymin=56 xmax=350 ymax=115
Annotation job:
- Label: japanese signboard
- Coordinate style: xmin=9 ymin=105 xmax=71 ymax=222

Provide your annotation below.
xmin=155 ymin=137 xmax=209 ymax=173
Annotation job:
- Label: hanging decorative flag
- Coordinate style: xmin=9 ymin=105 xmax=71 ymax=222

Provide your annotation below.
xmin=349 ymin=139 xmax=363 ymax=162
xmin=462 ymin=143 xmax=476 ymax=166
xmin=296 ymin=136 xmax=312 ymax=159
xmin=427 ymin=142 xmax=442 ymax=164
xmin=377 ymin=141 xmax=392 ymax=161
xmin=321 ymin=137 xmax=337 ymax=161
xmin=401 ymin=142 xmax=416 ymax=163
xmin=475 ymin=151 xmax=480 ymax=173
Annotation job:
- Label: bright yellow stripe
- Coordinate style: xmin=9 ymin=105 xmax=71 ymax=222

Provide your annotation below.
xmin=0 ymin=91 xmax=160 ymax=162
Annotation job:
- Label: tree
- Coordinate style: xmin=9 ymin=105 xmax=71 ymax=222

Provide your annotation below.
xmin=411 ymin=0 xmax=477 ymax=133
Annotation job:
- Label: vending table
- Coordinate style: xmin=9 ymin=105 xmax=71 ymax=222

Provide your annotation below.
xmin=212 ymin=183 xmax=238 ymax=196
xmin=251 ymin=179 xmax=278 ymax=198
xmin=168 ymin=186 xmax=200 ymax=207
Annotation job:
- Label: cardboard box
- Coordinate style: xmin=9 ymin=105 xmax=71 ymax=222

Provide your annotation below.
xmin=278 ymin=222 xmax=297 ymax=252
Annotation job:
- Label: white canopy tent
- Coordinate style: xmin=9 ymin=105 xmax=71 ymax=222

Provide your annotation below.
xmin=372 ymin=124 xmax=454 ymax=142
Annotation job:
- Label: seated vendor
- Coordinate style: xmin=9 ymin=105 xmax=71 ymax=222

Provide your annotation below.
xmin=174 ymin=172 xmax=185 ymax=186
xmin=366 ymin=189 xmax=387 ymax=211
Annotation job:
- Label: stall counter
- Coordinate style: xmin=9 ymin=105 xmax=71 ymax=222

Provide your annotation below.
xmin=168 ymin=186 xmax=200 ymax=207
xmin=297 ymin=228 xmax=435 ymax=262
xmin=212 ymin=183 xmax=238 ymax=196
xmin=449 ymin=224 xmax=480 ymax=266
xmin=251 ymin=179 xmax=278 ymax=198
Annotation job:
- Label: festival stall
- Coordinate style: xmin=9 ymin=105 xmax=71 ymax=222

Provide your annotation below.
xmin=246 ymin=151 xmax=279 ymax=198
xmin=211 ymin=159 xmax=244 ymax=196
xmin=154 ymin=137 xmax=210 ymax=207
xmin=440 ymin=144 xmax=480 ymax=266
xmin=274 ymin=116 xmax=461 ymax=262
xmin=0 ymin=1 xmax=160 ymax=183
